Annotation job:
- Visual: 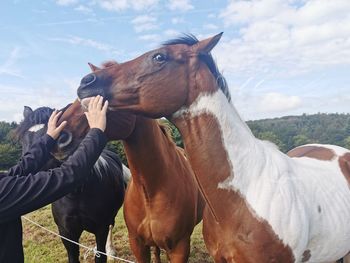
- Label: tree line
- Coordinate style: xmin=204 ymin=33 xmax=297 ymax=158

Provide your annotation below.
xmin=1 ymin=113 xmax=350 ymax=170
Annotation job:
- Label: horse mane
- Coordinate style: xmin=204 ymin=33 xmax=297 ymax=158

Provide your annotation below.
xmin=93 ymin=149 xmax=124 ymax=182
xmin=14 ymin=107 xmax=54 ymax=140
xmin=163 ymin=34 xmax=231 ymax=102
xmin=101 ymin=60 xmax=118 ymax=68
xmin=157 ymin=121 xmax=176 ymax=144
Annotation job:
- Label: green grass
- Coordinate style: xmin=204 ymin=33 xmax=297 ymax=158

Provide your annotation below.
xmin=23 ymin=205 xmax=213 ymax=262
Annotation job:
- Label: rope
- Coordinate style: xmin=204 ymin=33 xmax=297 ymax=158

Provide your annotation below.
xmin=22 ymin=216 xmax=135 ymax=263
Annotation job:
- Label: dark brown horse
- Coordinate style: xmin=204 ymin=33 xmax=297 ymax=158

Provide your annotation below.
xmin=74 ymin=34 xmax=350 ymax=263
xmin=54 ymin=96 xmax=204 ymax=263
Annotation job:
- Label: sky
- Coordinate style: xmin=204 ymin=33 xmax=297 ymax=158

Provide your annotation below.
xmin=1 ymin=0 xmax=350 ymax=122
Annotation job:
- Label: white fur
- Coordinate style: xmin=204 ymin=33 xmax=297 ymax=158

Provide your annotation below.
xmin=105 ymin=225 xmax=117 ymax=257
xmin=175 ymin=90 xmax=350 ymax=262
xmin=122 ymin=164 xmax=131 ymax=184
xmin=28 ymin=124 xmax=45 ymax=132
xmin=94 ymin=156 xmax=108 ymax=179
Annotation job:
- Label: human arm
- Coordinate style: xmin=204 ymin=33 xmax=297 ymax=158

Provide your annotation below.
xmin=0 ymin=128 xmax=107 ymax=223
xmin=6 ymin=111 xmax=67 ymax=177
xmin=7 ymin=135 xmax=56 ymax=177
xmin=0 ymin=97 xmax=108 ymax=223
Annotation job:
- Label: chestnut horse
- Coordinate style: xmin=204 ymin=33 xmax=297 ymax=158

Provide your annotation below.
xmin=54 ymin=96 xmax=204 ymax=263
xmin=75 ymin=33 xmax=350 ymax=263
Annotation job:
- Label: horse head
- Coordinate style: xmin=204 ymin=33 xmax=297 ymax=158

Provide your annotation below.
xmin=77 ymin=33 xmax=229 ymax=119
xmin=54 ymin=63 xmax=137 ymax=159
xmin=14 ymin=105 xmax=69 ymax=168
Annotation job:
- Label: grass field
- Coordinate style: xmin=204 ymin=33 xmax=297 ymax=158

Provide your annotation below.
xmin=23 ymin=205 xmax=213 ymax=263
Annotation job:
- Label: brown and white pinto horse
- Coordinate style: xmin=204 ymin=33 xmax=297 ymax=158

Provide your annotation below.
xmin=55 ymin=96 xmax=204 ymax=263
xmin=75 ymin=33 xmax=350 ymax=263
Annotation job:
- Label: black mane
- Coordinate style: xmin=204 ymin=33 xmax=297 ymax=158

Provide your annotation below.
xmin=14 ymin=107 xmax=54 ymax=140
xmin=163 ymin=34 xmax=231 ymax=102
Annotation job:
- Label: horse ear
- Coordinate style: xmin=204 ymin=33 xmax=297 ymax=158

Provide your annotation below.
xmin=195 ymin=32 xmax=223 ymax=55
xmin=23 ymin=106 xmax=33 ymax=118
xmin=88 ymin=62 xmax=101 ymax=72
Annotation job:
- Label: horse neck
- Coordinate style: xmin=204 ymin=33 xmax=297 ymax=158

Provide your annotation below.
xmin=172 ymin=90 xmax=271 ymax=220
xmin=123 ymin=116 xmax=181 ymax=196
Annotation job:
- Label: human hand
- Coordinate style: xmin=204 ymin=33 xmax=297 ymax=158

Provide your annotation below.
xmin=47 ymin=110 xmax=67 ymax=140
xmin=84 ymin=95 xmax=108 ymax=132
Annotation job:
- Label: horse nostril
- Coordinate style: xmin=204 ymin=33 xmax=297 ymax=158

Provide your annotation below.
xmin=80 ymin=73 xmax=96 ymax=87
xmin=57 ymin=131 xmax=72 ymax=149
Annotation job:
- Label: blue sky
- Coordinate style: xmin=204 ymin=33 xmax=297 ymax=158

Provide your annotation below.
xmin=1 ymin=0 xmax=350 ymax=122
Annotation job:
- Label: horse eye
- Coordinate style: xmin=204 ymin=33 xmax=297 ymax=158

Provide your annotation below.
xmin=152 ymin=53 xmax=167 ymax=63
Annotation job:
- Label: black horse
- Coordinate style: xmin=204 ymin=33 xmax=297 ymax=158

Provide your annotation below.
xmin=15 ymin=105 xmax=128 ymax=263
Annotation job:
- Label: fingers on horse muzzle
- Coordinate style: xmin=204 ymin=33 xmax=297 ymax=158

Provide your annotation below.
xmin=78 ymin=73 xmax=106 ymax=99
xmin=57 ymin=131 xmax=73 ymax=149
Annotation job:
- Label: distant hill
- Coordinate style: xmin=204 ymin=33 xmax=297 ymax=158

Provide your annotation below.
xmin=247 ymin=113 xmax=350 ymax=152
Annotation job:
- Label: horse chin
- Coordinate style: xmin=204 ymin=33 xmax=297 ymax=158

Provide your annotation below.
xmin=80 ymin=97 xmax=93 ymax=111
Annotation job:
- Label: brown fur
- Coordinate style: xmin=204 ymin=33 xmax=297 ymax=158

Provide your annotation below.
xmin=287 ymin=146 xmax=336 ymax=161
xmin=123 ymin=116 xmax=204 ymax=263
xmin=56 ymin=104 xmax=204 ymax=263
xmin=339 ymin=153 xmax=350 ymax=186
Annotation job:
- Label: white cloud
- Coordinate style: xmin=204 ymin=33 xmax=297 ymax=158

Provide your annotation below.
xmin=171 ymin=17 xmax=185 ymax=25
xmin=216 ymin=0 xmax=350 ymax=76
xmin=0 ymin=82 xmax=77 ymax=122
xmin=56 ymin=0 xmax=78 ymax=6
xmin=74 ymin=5 xmax=93 ymax=14
xmin=48 ymin=36 xmax=121 ymax=55
xmin=203 ymin=23 xmax=219 ymax=31
xmin=0 ymin=47 xmax=23 ymax=78
xmin=168 ymin=0 xmax=193 ymax=11
xmin=138 ymin=34 xmax=161 ymax=42
xmin=164 ymin=29 xmax=180 ymax=38
xmin=98 ymin=0 xmax=159 ymax=11
xmin=131 ymin=15 xmax=158 ymax=33
xmin=259 ymin=92 xmax=302 ymax=112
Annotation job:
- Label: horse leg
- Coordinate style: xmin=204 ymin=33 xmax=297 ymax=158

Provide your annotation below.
xmin=129 ymin=236 xmax=151 ymax=263
xmin=94 ymin=225 xmax=109 ymax=263
xmin=152 ymin=246 xmax=161 ymax=263
xmin=105 ymin=224 xmax=117 ymax=257
xmin=58 ymin=227 xmax=83 ymax=263
xmin=167 ymin=237 xmax=190 ymax=263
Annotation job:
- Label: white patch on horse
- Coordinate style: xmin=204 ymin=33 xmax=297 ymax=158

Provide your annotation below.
xmin=122 ymin=164 xmax=131 ymax=184
xmin=28 ymin=124 xmax=45 ymax=132
xmin=94 ymin=156 xmax=108 ymax=179
xmin=105 ymin=224 xmax=117 ymax=257
xmin=174 ymin=90 xmax=350 ymax=262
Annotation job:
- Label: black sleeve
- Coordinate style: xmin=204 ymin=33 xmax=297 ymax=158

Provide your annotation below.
xmin=0 ymin=128 xmax=107 ymax=223
xmin=7 ymin=134 xmax=56 ymax=177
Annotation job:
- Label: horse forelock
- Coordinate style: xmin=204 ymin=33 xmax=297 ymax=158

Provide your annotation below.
xmin=163 ymin=34 xmax=231 ymax=102
xmin=101 ymin=60 xmax=119 ymax=68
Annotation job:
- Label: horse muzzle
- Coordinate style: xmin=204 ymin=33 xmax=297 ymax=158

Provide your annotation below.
xmin=78 ymin=73 xmax=106 ymax=100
